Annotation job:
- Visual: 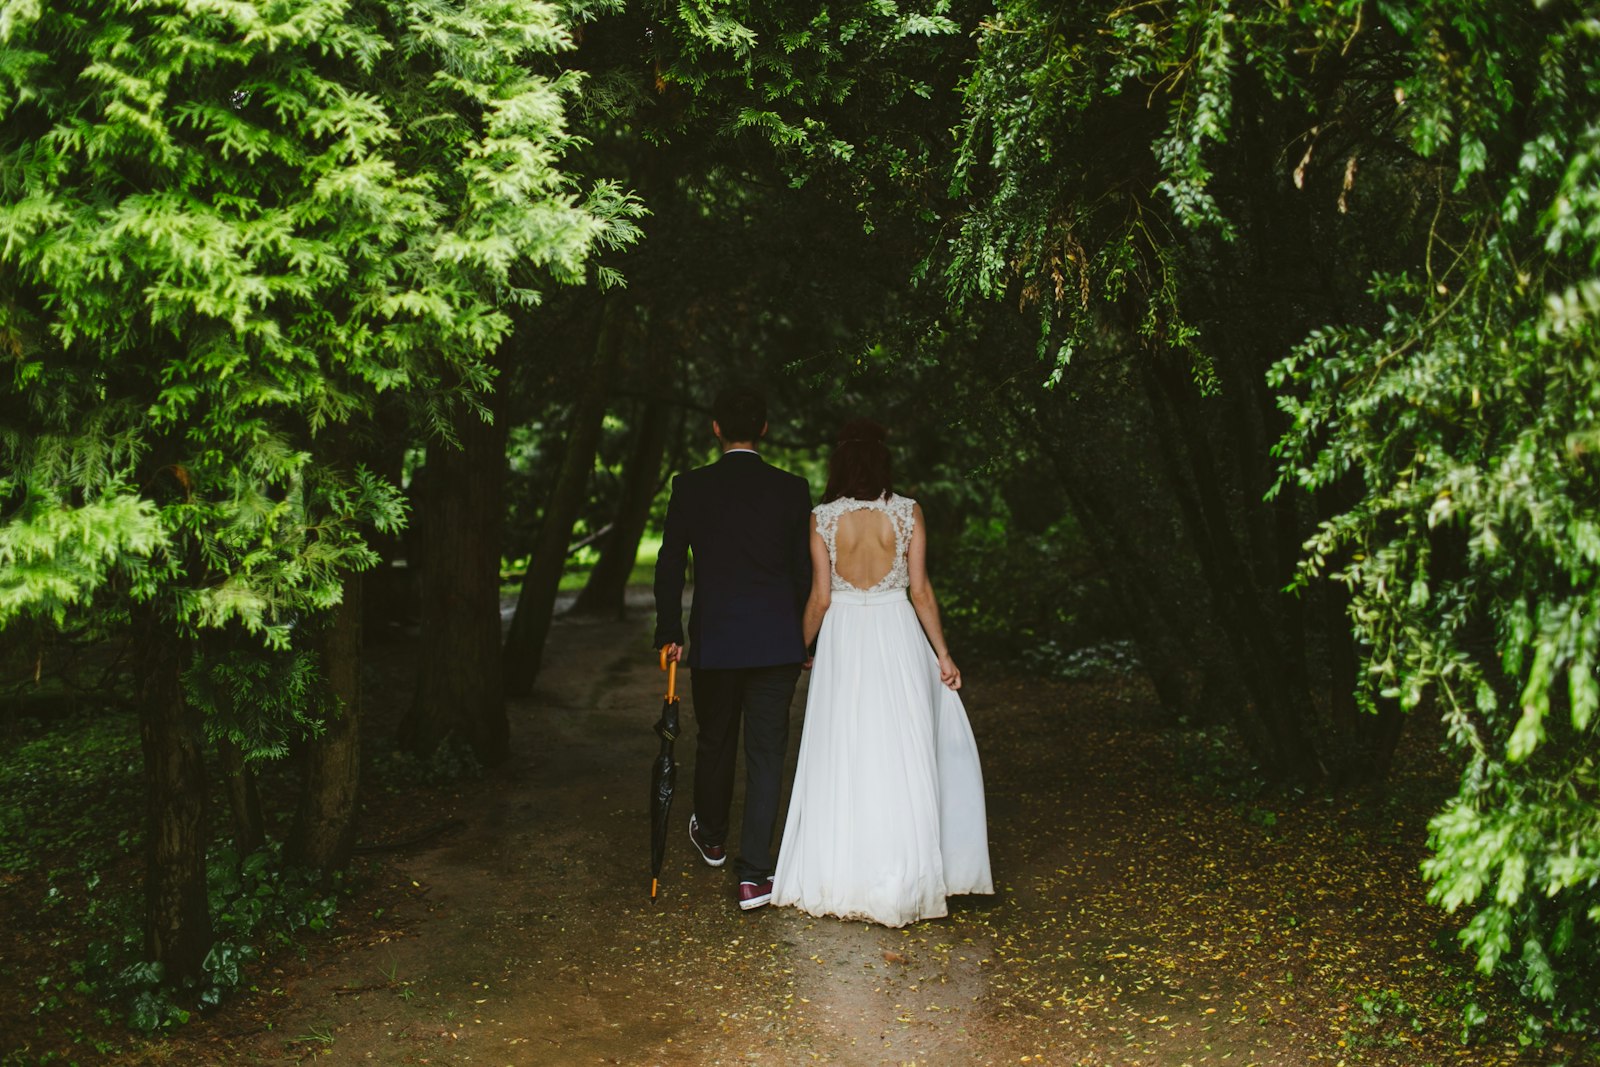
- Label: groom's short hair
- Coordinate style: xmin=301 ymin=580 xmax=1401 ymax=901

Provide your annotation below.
xmin=713 ymin=385 xmax=767 ymax=443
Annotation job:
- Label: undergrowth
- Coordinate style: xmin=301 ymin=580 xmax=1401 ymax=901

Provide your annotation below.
xmin=1 ymin=708 xmax=356 ymax=1048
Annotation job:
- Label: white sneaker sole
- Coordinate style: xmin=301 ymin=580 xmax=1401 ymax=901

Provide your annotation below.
xmin=738 ymin=885 xmax=772 ymax=910
xmin=689 ymin=817 xmax=726 ymax=868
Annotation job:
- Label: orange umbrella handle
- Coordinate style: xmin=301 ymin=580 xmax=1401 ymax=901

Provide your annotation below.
xmin=659 ymin=646 xmax=679 ymax=702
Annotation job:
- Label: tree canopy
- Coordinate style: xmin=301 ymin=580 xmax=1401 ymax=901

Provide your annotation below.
xmin=3 ymin=0 xmax=1600 ymax=1044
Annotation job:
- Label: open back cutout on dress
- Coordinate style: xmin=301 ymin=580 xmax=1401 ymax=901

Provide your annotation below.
xmin=814 ymin=494 xmax=915 ymax=594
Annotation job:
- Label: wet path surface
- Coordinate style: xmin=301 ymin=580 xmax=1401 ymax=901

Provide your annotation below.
xmin=241 ymin=602 xmax=1029 ymax=1065
xmin=208 ymin=598 xmax=1563 ymax=1067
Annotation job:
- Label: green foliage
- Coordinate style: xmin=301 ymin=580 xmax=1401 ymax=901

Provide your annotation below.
xmin=0 ymin=707 xmax=347 ymax=1034
xmin=383 ymin=731 xmax=486 ymax=786
xmin=658 ymin=0 xmax=958 ymax=125
xmin=647 ymin=0 xmax=963 ymax=212
xmin=1341 ymin=986 xmax=1426 ymax=1052
xmin=940 ymin=0 xmax=1600 ymax=1034
xmin=0 ymin=0 xmax=640 ymax=645
xmin=1267 ymin=4 xmax=1600 ymax=1032
xmin=0 ymin=711 xmax=140 ymax=875
xmin=184 ymin=639 xmax=331 ymax=762
xmin=946 ymin=0 xmax=1231 ymax=383
xmin=0 ymin=493 xmax=165 ymax=627
xmin=99 ymin=843 xmax=346 ymax=1031
xmin=939 ymin=506 xmax=1124 ymax=672
xmin=0 ymin=0 xmax=639 ymax=1009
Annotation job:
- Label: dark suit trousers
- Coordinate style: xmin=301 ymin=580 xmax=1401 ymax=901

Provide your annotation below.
xmin=689 ymin=663 xmax=801 ymax=882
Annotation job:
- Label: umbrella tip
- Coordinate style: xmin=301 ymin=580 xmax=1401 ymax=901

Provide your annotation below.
xmin=651 ymin=878 xmax=659 ymax=900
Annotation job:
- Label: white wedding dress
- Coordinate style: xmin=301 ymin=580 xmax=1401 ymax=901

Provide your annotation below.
xmin=771 ymin=494 xmax=993 ymax=926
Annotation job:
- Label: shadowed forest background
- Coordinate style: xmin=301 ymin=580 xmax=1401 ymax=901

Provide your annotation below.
xmin=4 ymin=0 xmax=1600 ymax=1062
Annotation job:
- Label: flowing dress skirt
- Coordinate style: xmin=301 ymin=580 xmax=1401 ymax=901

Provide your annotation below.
xmin=772 ymin=588 xmax=993 ymax=926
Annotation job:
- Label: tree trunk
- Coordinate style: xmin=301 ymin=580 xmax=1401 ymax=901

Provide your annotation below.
xmin=570 ymin=393 xmax=672 ymax=617
xmin=1030 ymin=337 xmax=1243 ymax=735
xmin=288 ymin=573 xmax=363 ymax=872
xmin=1352 ymin=695 xmax=1407 ymax=785
xmin=1050 ymin=470 xmax=1196 ymax=722
xmin=216 ymin=737 xmax=264 ymax=856
xmin=502 ymin=305 xmax=625 ymax=694
xmin=400 ymin=405 xmax=510 ymax=765
xmin=1142 ymin=355 xmax=1324 ymax=782
xmin=135 ymin=619 xmax=212 ymax=983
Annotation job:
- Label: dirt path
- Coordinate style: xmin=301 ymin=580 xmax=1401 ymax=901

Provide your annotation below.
xmin=190 ymin=598 xmax=1579 ymax=1067
xmin=227 ymin=600 xmax=1029 ymax=1066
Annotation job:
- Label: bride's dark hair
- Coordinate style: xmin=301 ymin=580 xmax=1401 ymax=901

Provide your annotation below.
xmin=821 ymin=419 xmax=893 ymax=503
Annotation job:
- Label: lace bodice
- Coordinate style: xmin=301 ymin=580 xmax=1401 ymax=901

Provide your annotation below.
xmin=814 ymin=493 xmax=916 ymax=593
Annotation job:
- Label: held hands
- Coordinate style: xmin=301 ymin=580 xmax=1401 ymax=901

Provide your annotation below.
xmin=937 ymin=652 xmax=961 ymax=691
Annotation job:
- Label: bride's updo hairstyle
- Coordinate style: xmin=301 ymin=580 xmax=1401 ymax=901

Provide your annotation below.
xmin=822 ymin=419 xmax=893 ymax=503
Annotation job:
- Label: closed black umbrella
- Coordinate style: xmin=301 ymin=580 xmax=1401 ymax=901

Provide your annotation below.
xmin=649 ymin=647 xmax=681 ymax=900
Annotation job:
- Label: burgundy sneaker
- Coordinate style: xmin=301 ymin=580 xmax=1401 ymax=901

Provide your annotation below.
xmin=688 ymin=815 xmax=726 ymax=868
xmin=737 ymin=878 xmax=773 ymax=911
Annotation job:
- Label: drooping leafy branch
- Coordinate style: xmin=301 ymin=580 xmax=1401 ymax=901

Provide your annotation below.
xmin=1272 ymin=7 xmax=1600 ymax=1026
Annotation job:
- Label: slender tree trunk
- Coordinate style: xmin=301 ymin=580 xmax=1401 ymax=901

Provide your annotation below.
xmin=135 ymin=618 xmax=212 ymax=983
xmin=570 ymin=393 xmax=672 ymax=617
xmin=400 ymin=406 xmax=510 ymax=764
xmin=503 ymin=305 xmax=624 ymax=694
xmin=288 ymin=573 xmax=363 ymax=871
xmin=1144 ymin=357 xmax=1324 ymax=782
xmin=1353 ymin=696 xmax=1407 ymax=784
xmin=1325 ymin=585 xmax=1361 ymax=722
xmin=1312 ymin=472 xmax=1381 ymax=781
xmin=1050 ymin=470 xmax=1193 ymax=719
xmin=216 ymin=737 xmax=264 ymax=856
xmin=1231 ymin=346 xmax=1316 ymax=713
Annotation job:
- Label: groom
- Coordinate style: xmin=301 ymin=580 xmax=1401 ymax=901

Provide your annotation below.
xmin=653 ymin=385 xmax=812 ymax=911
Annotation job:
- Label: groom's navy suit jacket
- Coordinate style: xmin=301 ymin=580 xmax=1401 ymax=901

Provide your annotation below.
xmin=653 ymin=451 xmax=812 ymax=669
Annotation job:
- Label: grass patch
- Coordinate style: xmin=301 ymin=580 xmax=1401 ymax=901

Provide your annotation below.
xmin=502 ymin=531 xmax=663 ymax=594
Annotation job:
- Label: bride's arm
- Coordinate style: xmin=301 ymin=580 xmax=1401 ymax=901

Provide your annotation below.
xmin=907 ymin=503 xmax=961 ymax=690
xmin=801 ymin=515 xmax=832 ymax=648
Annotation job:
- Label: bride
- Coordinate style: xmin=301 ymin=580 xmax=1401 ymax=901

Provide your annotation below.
xmin=771 ymin=420 xmax=993 ymax=926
